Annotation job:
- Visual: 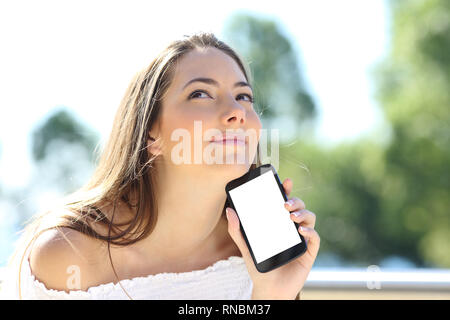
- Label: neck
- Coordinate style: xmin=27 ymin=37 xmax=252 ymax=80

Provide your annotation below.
xmin=132 ymin=160 xmax=242 ymax=266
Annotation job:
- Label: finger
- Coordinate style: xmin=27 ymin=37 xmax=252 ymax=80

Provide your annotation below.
xmin=284 ymin=196 xmax=306 ymax=212
xmin=282 ymin=178 xmax=293 ymax=197
xmin=298 ymin=226 xmax=320 ymax=258
xmin=225 ymin=208 xmax=252 ymax=261
xmin=290 ymin=209 xmax=316 ymax=229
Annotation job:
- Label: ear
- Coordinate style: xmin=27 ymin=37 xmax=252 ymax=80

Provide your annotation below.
xmin=147 ymin=130 xmax=162 ymax=157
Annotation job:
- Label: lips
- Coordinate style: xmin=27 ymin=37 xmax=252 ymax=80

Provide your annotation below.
xmin=210 ymin=134 xmax=247 ymax=144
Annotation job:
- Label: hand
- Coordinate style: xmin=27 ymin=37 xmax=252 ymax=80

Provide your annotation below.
xmin=226 ymin=178 xmax=320 ymax=300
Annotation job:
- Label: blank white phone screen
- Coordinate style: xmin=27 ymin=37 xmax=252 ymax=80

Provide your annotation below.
xmin=229 ymin=170 xmax=301 ymax=263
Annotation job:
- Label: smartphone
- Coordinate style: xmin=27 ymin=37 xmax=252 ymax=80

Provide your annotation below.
xmin=225 ymin=164 xmax=307 ymax=273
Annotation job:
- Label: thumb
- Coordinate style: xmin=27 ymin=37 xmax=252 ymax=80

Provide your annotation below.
xmin=225 ymin=207 xmax=253 ymax=264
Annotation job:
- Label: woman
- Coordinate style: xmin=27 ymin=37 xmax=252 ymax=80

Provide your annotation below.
xmin=4 ymin=32 xmax=319 ymax=299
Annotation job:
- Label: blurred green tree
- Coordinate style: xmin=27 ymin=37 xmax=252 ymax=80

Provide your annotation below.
xmin=31 ymin=108 xmax=99 ymax=193
xmin=262 ymin=0 xmax=450 ymax=268
xmin=370 ymin=0 xmax=450 ymax=267
xmin=32 ymin=108 xmax=98 ymax=162
xmin=279 ymin=139 xmax=389 ymax=267
xmin=280 ymin=0 xmax=450 ymax=268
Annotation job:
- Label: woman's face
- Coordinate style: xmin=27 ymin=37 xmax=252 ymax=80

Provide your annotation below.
xmin=151 ymin=47 xmax=262 ymax=179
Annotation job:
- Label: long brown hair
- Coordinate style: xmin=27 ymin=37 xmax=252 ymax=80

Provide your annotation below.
xmin=9 ymin=31 xmax=262 ymax=299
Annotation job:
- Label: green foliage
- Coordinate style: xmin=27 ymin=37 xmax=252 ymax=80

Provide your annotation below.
xmin=31 ymin=108 xmax=99 ymax=163
xmin=278 ymin=141 xmax=391 ymax=266
xmin=370 ymin=0 xmax=450 ymax=267
xmin=277 ymin=0 xmax=450 ymax=268
xmin=30 ymin=108 xmax=100 ymax=193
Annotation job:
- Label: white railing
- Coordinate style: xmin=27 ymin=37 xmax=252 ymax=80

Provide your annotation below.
xmin=1 ymin=267 xmax=450 ymax=299
xmin=301 ymin=267 xmax=450 ymax=299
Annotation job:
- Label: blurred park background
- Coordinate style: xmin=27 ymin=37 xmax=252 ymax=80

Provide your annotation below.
xmin=0 ymin=0 xmax=449 ymax=277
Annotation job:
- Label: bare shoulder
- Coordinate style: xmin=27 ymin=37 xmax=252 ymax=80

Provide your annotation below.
xmin=29 ymin=221 xmax=108 ymax=292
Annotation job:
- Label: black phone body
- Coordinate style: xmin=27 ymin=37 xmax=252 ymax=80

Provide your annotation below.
xmin=225 ymin=164 xmax=307 ymax=273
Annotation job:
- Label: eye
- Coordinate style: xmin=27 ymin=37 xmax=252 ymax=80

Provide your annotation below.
xmin=238 ymin=93 xmax=254 ymax=103
xmin=188 ymin=90 xmax=254 ymax=103
xmin=188 ymin=90 xmax=211 ymax=99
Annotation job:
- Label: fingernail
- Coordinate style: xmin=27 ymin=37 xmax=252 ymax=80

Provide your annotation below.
xmin=286 ymin=200 xmax=293 ymax=206
xmin=292 ymin=211 xmax=301 ymax=217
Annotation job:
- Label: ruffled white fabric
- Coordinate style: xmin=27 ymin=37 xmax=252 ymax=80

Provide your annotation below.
xmin=2 ymin=251 xmax=253 ymax=300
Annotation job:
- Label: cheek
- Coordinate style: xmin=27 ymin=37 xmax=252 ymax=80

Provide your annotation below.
xmin=160 ymin=104 xmax=197 ymax=138
xmin=248 ymin=111 xmax=263 ymax=140
xmin=159 ymin=109 xmax=210 ymax=154
xmin=173 ymin=109 xmax=213 ymax=134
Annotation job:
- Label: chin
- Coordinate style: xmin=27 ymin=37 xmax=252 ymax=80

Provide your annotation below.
xmin=205 ymin=162 xmax=251 ymax=180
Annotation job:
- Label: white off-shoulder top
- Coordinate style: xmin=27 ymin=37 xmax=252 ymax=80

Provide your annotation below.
xmin=1 ymin=250 xmax=253 ymax=300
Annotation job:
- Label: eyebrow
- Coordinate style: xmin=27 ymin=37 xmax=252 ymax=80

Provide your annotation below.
xmin=182 ymin=77 xmax=253 ymax=91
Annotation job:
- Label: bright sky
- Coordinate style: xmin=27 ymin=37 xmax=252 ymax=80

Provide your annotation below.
xmin=0 ymin=0 xmax=390 ymax=190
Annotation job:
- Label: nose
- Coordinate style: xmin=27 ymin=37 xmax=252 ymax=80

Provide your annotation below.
xmin=222 ymin=99 xmax=246 ymax=126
